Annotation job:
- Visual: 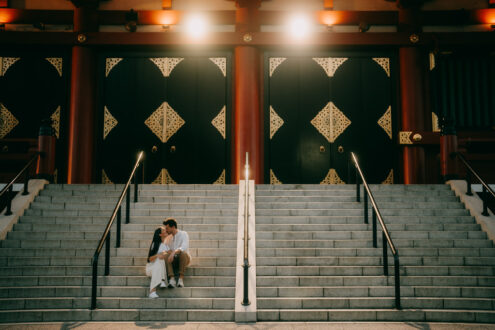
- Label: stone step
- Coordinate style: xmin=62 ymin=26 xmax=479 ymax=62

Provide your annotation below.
xmin=36 ymin=195 xmax=239 ymax=204
xmin=255 ymin=223 xmax=481 ymax=232
xmin=256 ymin=216 xmax=476 ymax=225
xmin=18 ymin=215 xmax=238 ymax=225
xmin=255 ymin=202 xmax=464 ymax=210
xmin=24 ymin=209 xmax=239 ymax=217
xmin=256 ymin=196 xmax=459 ymax=202
xmin=44 ymin=184 xmax=237 ymax=191
xmin=255 ymin=184 xmax=451 ymax=191
xmin=255 ymin=190 xmax=456 ymax=197
xmin=255 ymin=209 xmax=470 ymax=216
xmin=30 ymin=201 xmax=239 ymax=211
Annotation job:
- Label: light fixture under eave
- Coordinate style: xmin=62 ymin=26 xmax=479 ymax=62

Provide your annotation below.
xmin=125 ymin=9 xmax=138 ymax=32
xmin=184 ymin=14 xmax=209 ymax=39
xmin=287 ymin=14 xmax=313 ymax=40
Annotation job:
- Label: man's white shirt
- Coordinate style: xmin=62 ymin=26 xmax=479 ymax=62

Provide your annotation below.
xmin=166 ymin=230 xmax=189 ymax=253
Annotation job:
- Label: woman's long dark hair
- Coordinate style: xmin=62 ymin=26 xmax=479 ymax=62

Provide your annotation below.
xmin=147 ymin=227 xmax=163 ymax=262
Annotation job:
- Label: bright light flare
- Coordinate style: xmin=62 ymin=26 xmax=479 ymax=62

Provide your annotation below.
xmin=184 ymin=14 xmax=209 ymax=39
xmin=287 ymin=14 xmax=313 ymax=40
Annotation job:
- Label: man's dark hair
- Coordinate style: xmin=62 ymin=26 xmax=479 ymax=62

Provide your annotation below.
xmin=163 ymin=218 xmax=177 ymax=228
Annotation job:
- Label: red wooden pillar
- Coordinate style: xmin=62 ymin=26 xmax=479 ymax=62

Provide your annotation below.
xmin=232 ymin=0 xmax=263 ymax=183
xmin=398 ymin=3 xmax=427 ymax=184
xmin=67 ymin=5 xmax=97 ymax=183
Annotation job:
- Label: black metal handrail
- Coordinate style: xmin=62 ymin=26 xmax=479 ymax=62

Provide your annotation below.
xmin=350 ymin=152 xmax=401 ymax=309
xmin=91 ymin=151 xmax=144 ymax=310
xmin=455 ymin=152 xmax=495 ymax=216
xmin=0 ymin=152 xmax=41 ymax=215
xmin=242 ymin=152 xmax=250 ymax=306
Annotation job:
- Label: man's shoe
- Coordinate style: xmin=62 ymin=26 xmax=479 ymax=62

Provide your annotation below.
xmin=149 ymin=291 xmax=159 ymax=299
xmin=159 ymin=281 xmax=167 ymax=288
xmin=177 ymin=278 xmax=184 ymax=288
xmin=168 ymin=278 xmax=176 ymax=288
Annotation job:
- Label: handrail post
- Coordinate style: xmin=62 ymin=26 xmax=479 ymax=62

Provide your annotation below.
xmin=382 ymin=232 xmax=388 ymax=276
xmin=242 ymin=152 xmax=250 ymax=306
xmin=466 ymin=171 xmax=473 ymax=196
xmin=355 ymin=167 xmax=360 ymax=202
xmin=134 ymin=170 xmax=138 ymax=203
xmin=482 ymin=186 xmax=489 ymax=216
xmin=22 ymin=167 xmax=30 ymax=196
xmin=363 ymin=189 xmax=368 ymax=224
xmin=91 ymin=256 xmax=98 ymax=310
xmin=116 ymin=207 xmax=121 ymax=248
xmin=126 ymin=188 xmax=130 ymax=224
xmin=394 ymin=254 xmax=401 ymax=309
xmin=372 ymin=209 xmax=377 ymax=248
xmin=105 ymin=233 xmax=111 ymax=276
xmin=5 ymin=185 xmax=13 ymax=216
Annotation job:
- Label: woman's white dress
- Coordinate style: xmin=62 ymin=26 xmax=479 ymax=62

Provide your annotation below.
xmin=146 ymin=242 xmax=169 ymax=291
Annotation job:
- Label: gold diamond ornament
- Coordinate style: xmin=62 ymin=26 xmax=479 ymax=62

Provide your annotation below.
xmin=145 ymin=102 xmax=185 ymax=143
xmin=211 ymin=106 xmax=226 ymax=139
xmin=377 ymin=106 xmax=392 ymax=140
xmin=0 ymin=103 xmax=19 ymax=139
xmin=51 ymin=106 xmax=61 ymax=138
xmin=270 ymin=106 xmax=284 ymax=139
xmin=311 ymin=102 xmax=351 ymax=143
xmin=103 ymin=106 xmax=118 ymax=140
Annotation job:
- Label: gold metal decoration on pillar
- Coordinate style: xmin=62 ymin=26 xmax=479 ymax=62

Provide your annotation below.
xmin=149 ymin=58 xmax=184 ymax=77
xmin=311 ymin=102 xmax=351 ymax=143
xmin=0 ymin=103 xmax=19 ymax=139
xmin=377 ymin=105 xmax=392 ymax=139
xmin=270 ymin=169 xmax=282 ymax=184
xmin=145 ymin=102 xmax=185 ymax=143
xmin=269 ymin=57 xmax=286 ymax=77
xmin=312 ymin=57 xmax=348 ymax=77
xmin=211 ymin=106 xmax=226 ymax=139
xmin=51 ymin=106 xmax=61 ymax=139
xmin=209 ymin=57 xmax=227 ymax=77
xmin=45 ymin=58 xmax=63 ymax=77
xmin=321 ymin=168 xmax=345 ymax=184
xmin=213 ymin=169 xmax=226 ymax=184
xmin=372 ymin=58 xmax=390 ymax=77
xmin=152 ymin=168 xmax=177 ymax=184
xmin=382 ymin=169 xmax=393 ymax=184
xmin=102 ymin=169 xmax=113 ymax=184
xmin=399 ymin=131 xmax=413 ymax=144
xmin=432 ymin=112 xmax=441 ymax=132
xmin=0 ymin=57 xmax=20 ymax=76
xmin=270 ymin=106 xmax=284 ymax=139
xmin=103 ymin=106 xmax=118 ymax=140
xmin=105 ymin=58 xmax=123 ymax=77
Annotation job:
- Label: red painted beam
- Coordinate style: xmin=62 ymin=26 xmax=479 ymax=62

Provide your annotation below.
xmin=0 ymin=9 xmax=72 ymax=24
xmin=0 ymin=0 xmax=8 ymax=8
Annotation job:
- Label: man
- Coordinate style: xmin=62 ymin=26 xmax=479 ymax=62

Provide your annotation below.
xmin=163 ymin=217 xmax=191 ymax=288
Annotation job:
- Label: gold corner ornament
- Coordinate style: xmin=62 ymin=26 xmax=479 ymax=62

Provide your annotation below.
xmin=313 ymin=57 xmax=348 ymax=77
xmin=105 ymin=58 xmax=123 ymax=77
xmin=152 ymin=168 xmax=177 ymax=184
xmin=432 ymin=112 xmax=440 ymax=132
xmin=269 ymin=58 xmax=286 ymax=77
xmin=0 ymin=57 xmax=20 ymax=76
xmin=213 ymin=169 xmax=226 ymax=184
xmin=377 ymin=106 xmax=392 ymax=140
xmin=270 ymin=106 xmax=284 ymax=139
xmin=382 ymin=169 xmax=393 ymax=184
xmin=102 ymin=169 xmax=113 ymax=184
xmin=103 ymin=106 xmax=118 ymax=140
xmin=145 ymin=102 xmax=185 ymax=143
xmin=372 ymin=58 xmax=390 ymax=78
xmin=209 ymin=58 xmax=226 ymax=77
xmin=311 ymin=102 xmax=351 ymax=143
xmin=399 ymin=131 xmax=413 ymax=144
xmin=149 ymin=58 xmax=184 ymax=77
xmin=321 ymin=168 xmax=345 ymax=184
xmin=0 ymin=103 xmax=19 ymax=139
xmin=45 ymin=58 xmax=63 ymax=77
xmin=211 ymin=106 xmax=226 ymax=139
xmin=51 ymin=106 xmax=61 ymax=139
xmin=270 ymin=169 xmax=282 ymax=184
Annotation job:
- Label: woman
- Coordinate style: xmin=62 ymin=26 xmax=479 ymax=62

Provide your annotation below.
xmin=146 ymin=226 xmax=170 ymax=298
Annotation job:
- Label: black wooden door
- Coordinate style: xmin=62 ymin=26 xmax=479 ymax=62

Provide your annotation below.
xmin=266 ymin=54 xmax=395 ymax=184
xmin=100 ymin=54 xmax=229 ymax=184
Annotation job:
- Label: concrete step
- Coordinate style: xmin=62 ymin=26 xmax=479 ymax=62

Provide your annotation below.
xmin=256 ymin=215 xmax=476 ymax=225
xmin=17 ymin=215 xmax=238 ymax=225
xmin=256 ymin=223 xmax=481 ymax=232
xmin=256 ymin=196 xmax=459 ymax=202
xmin=255 ymin=209 xmax=470 ymax=216
xmin=255 ymin=202 xmax=465 ymax=210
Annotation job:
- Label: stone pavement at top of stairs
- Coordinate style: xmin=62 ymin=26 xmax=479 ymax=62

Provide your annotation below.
xmin=1 ymin=323 xmax=495 ymax=330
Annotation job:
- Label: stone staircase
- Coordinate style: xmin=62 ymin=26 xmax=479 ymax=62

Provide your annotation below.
xmin=255 ymin=184 xmax=495 ymax=322
xmin=0 ymin=184 xmax=238 ymax=322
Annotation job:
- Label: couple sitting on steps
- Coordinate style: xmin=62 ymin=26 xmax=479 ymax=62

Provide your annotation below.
xmin=146 ymin=217 xmax=191 ymax=299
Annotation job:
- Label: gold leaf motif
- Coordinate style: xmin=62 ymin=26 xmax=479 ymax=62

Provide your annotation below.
xmin=0 ymin=103 xmax=19 ymax=139
xmin=211 ymin=106 xmax=226 ymax=139
xmin=105 ymin=58 xmax=123 ymax=77
xmin=46 ymin=58 xmax=63 ymax=77
xmin=0 ymin=57 xmax=20 ymax=76
xmin=377 ymin=105 xmax=392 ymax=139
xmin=53 ymin=169 xmax=58 ymax=184
xmin=152 ymin=168 xmax=177 ymax=184
xmin=51 ymin=106 xmax=61 ymax=139
xmin=103 ymin=106 xmax=118 ymax=140
xmin=313 ymin=57 xmax=348 ymax=77
xmin=149 ymin=58 xmax=184 ymax=77
xmin=270 ymin=169 xmax=282 ymax=184
xmin=372 ymin=57 xmax=390 ymax=77
xmin=310 ymin=102 xmax=351 ymax=143
xmin=321 ymin=168 xmax=345 ymax=184
xmin=102 ymin=169 xmax=113 ymax=184
xmin=213 ymin=169 xmax=226 ymax=184
xmin=270 ymin=106 xmax=284 ymax=139
xmin=145 ymin=102 xmax=185 ymax=143
xmin=432 ymin=112 xmax=440 ymax=132
xmin=209 ymin=57 xmax=226 ymax=77
xmin=269 ymin=58 xmax=286 ymax=77
xmin=382 ymin=169 xmax=393 ymax=184
xmin=399 ymin=131 xmax=413 ymax=144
